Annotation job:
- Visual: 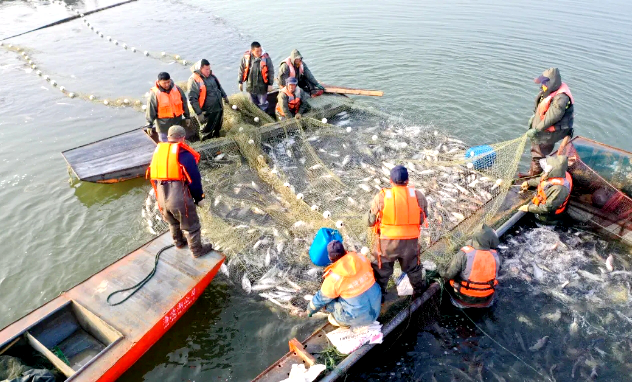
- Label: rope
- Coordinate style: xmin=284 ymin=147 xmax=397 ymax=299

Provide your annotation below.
xmin=106 ymin=244 xmax=174 ymax=306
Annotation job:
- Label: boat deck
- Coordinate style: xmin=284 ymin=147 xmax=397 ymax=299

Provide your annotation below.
xmin=61 ymin=128 xmax=156 ymax=183
xmin=0 ymin=232 xmax=224 ymax=382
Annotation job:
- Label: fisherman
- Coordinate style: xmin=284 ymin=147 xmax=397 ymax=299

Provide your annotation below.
xmin=368 ymin=165 xmax=429 ymax=301
xmin=306 ymin=240 xmax=381 ymax=327
xmin=275 ymin=77 xmax=309 ymax=120
xmin=277 ymin=49 xmax=325 ymax=96
xmin=147 ymin=125 xmax=213 ymax=258
xmin=238 ymin=41 xmax=274 ymax=112
xmin=525 ymin=68 xmax=575 ymax=175
xmin=443 ymin=224 xmax=500 ymax=308
xmin=146 ymin=72 xmax=191 ymax=142
xmin=188 ymin=59 xmax=229 ymax=141
xmin=519 ymin=155 xmax=573 ymax=224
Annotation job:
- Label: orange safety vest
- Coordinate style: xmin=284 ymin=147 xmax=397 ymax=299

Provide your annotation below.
xmin=450 ymin=246 xmax=498 ymax=298
xmin=147 ymin=142 xmax=201 ymax=183
xmin=276 ymin=87 xmax=302 ymax=117
xmin=151 ymin=84 xmax=184 ymax=119
xmin=378 ymin=186 xmax=424 ymax=240
xmin=536 ymin=82 xmax=574 ymax=132
xmin=532 ymin=171 xmax=573 ymax=214
xmin=242 ymin=51 xmax=270 ymax=84
xmin=321 ymin=252 xmax=375 ymax=299
xmin=284 ymin=56 xmax=304 ymax=80
xmin=191 ymin=72 xmax=206 ymax=109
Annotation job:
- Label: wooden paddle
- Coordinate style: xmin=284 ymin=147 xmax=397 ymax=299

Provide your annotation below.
xmin=320 ymin=84 xmax=384 ymax=97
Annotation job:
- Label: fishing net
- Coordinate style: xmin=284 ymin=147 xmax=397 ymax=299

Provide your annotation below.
xmin=563 ymin=137 xmax=632 ymax=244
xmin=143 ymin=93 xmax=528 ymax=314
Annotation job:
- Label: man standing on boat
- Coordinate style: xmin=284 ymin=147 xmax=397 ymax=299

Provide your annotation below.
xmin=307 ymin=240 xmax=382 ymax=327
xmin=526 ymin=68 xmax=575 ymax=175
xmin=519 ymin=155 xmax=573 ymax=224
xmin=188 ymin=59 xmax=229 ymax=141
xmin=368 ymin=165 xmax=429 ymax=302
xmin=148 ymin=125 xmax=213 ymax=258
xmin=277 ymin=49 xmax=325 ymax=97
xmin=238 ymin=41 xmax=274 ymax=112
xmin=146 ymin=72 xmax=191 ymax=142
xmin=275 ymin=77 xmax=309 ymax=120
xmin=443 ymin=224 xmax=500 ymax=308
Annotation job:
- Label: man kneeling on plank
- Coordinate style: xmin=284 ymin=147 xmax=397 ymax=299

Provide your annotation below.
xmin=276 ymin=77 xmax=309 ymax=121
xmin=147 ymin=125 xmax=213 ymax=258
xmin=518 ymin=155 xmax=572 ymax=224
xmin=307 ymin=240 xmax=381 ymax=328
xmin=443 ymin=224 xmax=501 ymax=308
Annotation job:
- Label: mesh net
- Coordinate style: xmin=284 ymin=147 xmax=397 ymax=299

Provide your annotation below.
xmin=143 ymin=93 xmax=528 ymax=314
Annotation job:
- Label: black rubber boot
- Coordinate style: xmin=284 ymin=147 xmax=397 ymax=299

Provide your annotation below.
xmin=170 ymin=225 xmax=187 ymax=249
xmin=184 ymin=229 xmax=213 ymax=258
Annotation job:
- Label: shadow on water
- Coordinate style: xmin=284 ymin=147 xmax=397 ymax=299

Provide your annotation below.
xmin=70 ymin=177 xmax=147 ymax=207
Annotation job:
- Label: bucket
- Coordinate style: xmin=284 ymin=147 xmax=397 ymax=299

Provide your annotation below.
xmin=465 ymin=145 xmax=496 ymax=170
xmin=309 ymin=228 xmax=343 ymax=266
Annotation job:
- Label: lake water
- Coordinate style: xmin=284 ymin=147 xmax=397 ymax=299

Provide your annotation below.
xmin=1 ymin=0 xmax=631 ymax=380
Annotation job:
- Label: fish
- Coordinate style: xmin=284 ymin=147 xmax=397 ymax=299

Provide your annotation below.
xmin=515 ymin=332 xmax=527 ymax=352
xmin=264 ymin=249 xmax=271 ymax=267
xmin=542 ymin=309 xmax=562 ymax=322
xmin=359 ymin=184 xmax=372 ymax=192
xmin=577 ymin=270 xmax=603 ymax=282
xmin=284 ymin=277 xmax=302 ymax=291
xmin=419 ymin=169 xmax=435 ymax=176
xmin=529 ymin=336 xmax=549 ymax=352
xmin=303 ymin=294 xmax=314 ymax=301
xmin=606 ymin=254 xmax=614 ymax=272
xmin=341 ymin=155 xmax=351 ymax=167
xmin=532 ymin=262 xmax=544 ymax=281
xmin=451 ymin=212 xmax=465 ymax=221
xmin=242 ymin=274 xmax=252 ymax=293
xmin=251 ymin=284 xmax=277 ymax=291
xmin=219 ymin=263 xmax=229 ymax=277
xmin=276 ymin=285 xmax=297 ymax=293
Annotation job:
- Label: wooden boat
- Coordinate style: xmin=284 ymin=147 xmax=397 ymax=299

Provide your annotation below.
xmin=0 ymin=233 xmax=224 ymax=382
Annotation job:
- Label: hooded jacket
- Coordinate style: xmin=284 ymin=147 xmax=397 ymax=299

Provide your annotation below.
xmin=187 ymin=60 xmax=227 ymax=115
xmin=238 ymin=49 xmax=274 ymax=95
xmin=526 ymin=155 xmax=571 ymax=219
xmin=277 ymin=49 xmax=320 ymax=89
xmin=309 ymin=252 xmax=381 ymax=327
xmin=146 ymin=80 xmax=190 ymax=134
xmin=529 ymin=68 xmax=574 ymax=144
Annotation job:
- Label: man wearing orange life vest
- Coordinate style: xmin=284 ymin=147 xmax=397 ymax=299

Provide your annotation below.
xmin=146 ymin=72 xmax=191 ymax=142
xmin=306 ymin=240 xmax=381 ymax=328
xmin=275 ymin=77 xmax=309 ymax=121
xmin=526 ymin=68 xmax=575 ymax=175
xmin=443 ymin=224 xmax=501 ymax=309
xmin=519 ymin=155 xmax=573 ymax=224
xmin=147 ymin=125 xmax=213 ymax=258
xmin=188 ymin=59 xmax=229 ymax=141
xmin=277 ymin=49 xmax=325 ymax=97
xmin=238 ymin=41 xmax=274 ymax=112
xmin=367 ymin=165 xmax=429 ymax=301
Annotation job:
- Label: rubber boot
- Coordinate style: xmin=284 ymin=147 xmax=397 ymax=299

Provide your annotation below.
xmin=170 ymin=225 xmax=187 ymax=249
xmin=184 ymin=229 xmax=213 ymax=258
xmin=529 ymin=160 xmax=543 ymax=177
xmin=408 ymin=268 xmax=428 ymax=299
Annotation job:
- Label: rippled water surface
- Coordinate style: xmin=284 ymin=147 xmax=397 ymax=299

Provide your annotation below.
xmin=1 ymin=0 xmax=631 ymax=380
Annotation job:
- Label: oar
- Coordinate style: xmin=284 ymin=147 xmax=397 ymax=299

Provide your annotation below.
xmin=320 ymin=84 xmax=383 ymax=97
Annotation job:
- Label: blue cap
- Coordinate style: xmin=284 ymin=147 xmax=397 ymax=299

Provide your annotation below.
xmin=286 ymin=77 xmax=298 ymax=85
xmin=390 ymin=165 xmax=409 ymax=185
xmin=534 ymin=75 xmax=550 ymax=85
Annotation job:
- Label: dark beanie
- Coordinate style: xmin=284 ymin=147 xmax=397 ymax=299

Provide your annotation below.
xmin=390 ymin=165 xmax=409 ymax=185
xmin=327 ymin=240 xmax=346 ymax=262
xmin=200 ymin=59 xmax=210 ymax=66
xmin=157 ymin=72 xmax=170 ymax=81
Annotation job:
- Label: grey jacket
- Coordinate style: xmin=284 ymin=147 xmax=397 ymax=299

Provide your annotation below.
xmin=238 ymin=50 xmax=274 ymax=95
xmin=146 ymin=80 xmax=190 ymax=134
xmin=443 ymin=224 xmax=501 ymax=281
xmin=188 ymin=62 xmax=227 ymax=115
xmin=277 ymin=49 xmax=320 ymax=89
xmin=529 ymin=68 xmax=574 ymax=144
xmin=276 ymin=87 xmax=309 ymax=118
xmin=526 ymin=155 xmax=571 ymax=220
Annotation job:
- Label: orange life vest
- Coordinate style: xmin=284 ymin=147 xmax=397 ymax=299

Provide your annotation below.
xmin=378 ymin=186 xmax=423 ymax=240
xmin=242 ymin=51 xmax=270 ymax=84
xmin=536 ymin=82 xmax=574 ymax=132
xmin=321 ymin=252 xmax=375 ymax=299
xmin=276 ymin=87 xmax=302 ymax=117
xmin=151 ymin=83 xmax=184 ymax=119
xmin=191 ymin=72 xmax=206 ymax=109
xmin=147 ymin=142 xmax=201 ymax=183
xmin=284 ymin=56 xmax=304 ymax=80
xmin=532 ymin=171 xmax=573 ymax=214
xmin=450 ymin=246 xmax=498 ymax=298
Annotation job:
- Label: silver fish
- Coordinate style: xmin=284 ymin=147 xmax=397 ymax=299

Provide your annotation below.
xmin=242 ymin=274 xmax=252 ymax=294
xmin=529 ymin=336 xmax=549 ymax=352
xmin=606 ymin=254 xmax=614 ymax=272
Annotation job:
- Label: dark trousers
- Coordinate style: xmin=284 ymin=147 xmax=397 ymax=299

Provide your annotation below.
xmin=198 ymin=108 xmax=224 ymax=141
xmin=529 ymin=142 xmax=555 ymax=174
xmin=156 ymin=181 xmax=201 ymax=238
xmin=249 ymin=93 xmax=269 ymax=112
xmin=371 ymin=238 xmax=426 ymax=294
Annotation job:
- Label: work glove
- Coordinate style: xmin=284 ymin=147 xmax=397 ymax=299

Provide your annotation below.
xmin=184 ymin=118 xmax=191 ymax=128
xmin=307 ymin=310 xmax=313 ymax=318
xmin=520 ymin=181 xmax=529 ymax=191
xmin=526 ymin=128 xmax=538 ymax=139
xmin=197 ymin=199 xmax=207 ymax=208
xmin=267 ymin=85 xmax=273 ymax=93
xmin=518 ymin=204 xmax=529 ymax=212
xmin=527 ymin=115 xmax=535 ymax=129
xmin=238 ymin=83 xmax=243 ymax=92
xmin=316 ymin=84 xmax=325 ymax=90
xmin=295 ymin=113 xmax=302 ymax=120
xmin=143 ymin=124 xmax=154 ymax=135
xmin=223 ymin=97 xmax=229 ymax=104
xmin=197 ymin=113 xmax=207 ymax=124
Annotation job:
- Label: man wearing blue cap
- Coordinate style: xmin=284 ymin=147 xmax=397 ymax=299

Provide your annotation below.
xmin=526 ymin=68 xmax=575 ymax=175
xmin=367 ymin=165 xmax=429 ymax=301
xmin=275 ymin=77 xmax=309 ymax=121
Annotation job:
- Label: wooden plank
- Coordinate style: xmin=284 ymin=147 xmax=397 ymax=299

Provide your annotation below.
xmin=26 ymin=332 xmax=76 ymax=377
xmin=321 ymin=84 xmax=383 ymax=97
xmin=72 ymin=302 xmax=123 ymax=346
xmin=288 ymin=338 xmax=316 ymax=366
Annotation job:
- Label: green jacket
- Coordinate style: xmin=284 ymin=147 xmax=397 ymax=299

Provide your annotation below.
xmin=146 ymin=80 xmax=190 ymax=134
xmin=526 ymin=155 xmax=571 ymax=222
xmin=276 ymin=87 xmax=309 ymax=118
xmin=188 ymin=62 xmax=227 ymax=115
xmin=529 ymin=68 xmax=574 ymax=144
xmin=238 ymin=50 xmax=274 ymax=95
xmin=277 ymin=49 xmax=320 ymax=89
xmin=443 ymin=224 xmax=501 ymax=281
